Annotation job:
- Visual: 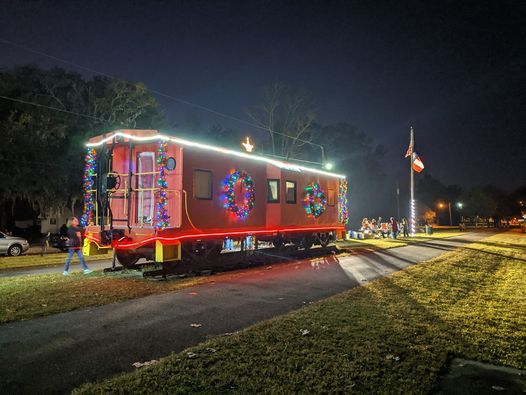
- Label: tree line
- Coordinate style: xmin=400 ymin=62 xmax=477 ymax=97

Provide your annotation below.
xmin=0 ymin=65 xmax=164 ymax=229
xmin=417 ymin=174 xmax=525 ymax=224
xmin=1 ymin=65 xmax=523 ymax=232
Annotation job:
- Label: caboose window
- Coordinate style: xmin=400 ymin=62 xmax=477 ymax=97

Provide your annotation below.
xmin=267 ymin=179 xmax=280 ymax=203
xmin=285 ymin=181 xmax=296 ymax=204
xmin=194 ymin=169 xmax=213 ymax=200
xmin=328 ymin=189 xmax=336 ymax=206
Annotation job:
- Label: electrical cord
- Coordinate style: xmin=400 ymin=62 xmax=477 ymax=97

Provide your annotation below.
xmin=0 ymin=38 xmax=323 ymax=150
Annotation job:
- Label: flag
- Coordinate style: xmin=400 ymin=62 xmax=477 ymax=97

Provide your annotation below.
xmin=404 ymin=133 xmax=415 ymax=159
xmin=412 ymin=152 xmax=424 ymax=173
xmin=404 ymin=139 xmax=413 ymax=158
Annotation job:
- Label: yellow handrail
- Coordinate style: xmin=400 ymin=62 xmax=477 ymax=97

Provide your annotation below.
xmin=183 ymin=189 xmax=199 ymax=231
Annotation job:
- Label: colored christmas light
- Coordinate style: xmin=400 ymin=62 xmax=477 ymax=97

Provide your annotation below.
xmin=80 ymin=148 xmax=97 ymax=227
xmin=338 ymin=178 xmax=349 ymax=224
xmin=223 ymin=169 xmax=256 ymax=219
xmin=155 ymin=140 xmax=170 ymax=230
xmin=304 ymin=181 xmax=327 ymax=218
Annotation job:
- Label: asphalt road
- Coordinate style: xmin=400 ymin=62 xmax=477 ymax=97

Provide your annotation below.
xmin=0 ymin=232 xmax=490 ymax=393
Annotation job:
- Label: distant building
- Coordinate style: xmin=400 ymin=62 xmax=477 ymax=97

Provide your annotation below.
xmin=39 ymin=207 xmax=78 ymax=234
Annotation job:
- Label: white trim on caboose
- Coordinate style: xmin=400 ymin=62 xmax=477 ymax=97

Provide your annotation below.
xmin=86 ymin=131 xmax=346 ymax=179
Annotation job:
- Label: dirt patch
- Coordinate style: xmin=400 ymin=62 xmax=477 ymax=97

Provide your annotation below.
xmin=436 ymin=358 xmax=526 ymax=394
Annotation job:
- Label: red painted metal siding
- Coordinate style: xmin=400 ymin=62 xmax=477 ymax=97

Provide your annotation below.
xmin=178 ymin=146 xmax=340 ymax=233
xmin=180 ymin=146 xmax=267 ymax=232
xmin=87 ymin=130 xmax=344 ymax=244
xmin=278 ymin=170 xmax=339 ymax=227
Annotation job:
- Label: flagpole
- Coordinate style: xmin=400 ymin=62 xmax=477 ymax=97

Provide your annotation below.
xmin=396 ymin=180 xmax=400 ymax=220
xmin=410 ymin=126 xmax=415 ymax=235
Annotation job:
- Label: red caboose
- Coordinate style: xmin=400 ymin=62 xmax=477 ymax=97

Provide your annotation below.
xmin=81 ymin=130 xmax=349 ymax=267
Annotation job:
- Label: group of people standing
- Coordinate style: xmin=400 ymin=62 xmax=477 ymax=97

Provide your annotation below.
xmin=360 ymin=217 xmax=410 ymax=239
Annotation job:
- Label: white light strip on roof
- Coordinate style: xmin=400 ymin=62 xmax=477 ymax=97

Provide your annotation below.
xmin=86 ymin=131 xmax=346 ymax=179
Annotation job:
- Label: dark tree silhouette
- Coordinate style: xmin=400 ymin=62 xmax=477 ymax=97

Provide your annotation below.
xmin=0 ymin=65 xmax=165 ymax=229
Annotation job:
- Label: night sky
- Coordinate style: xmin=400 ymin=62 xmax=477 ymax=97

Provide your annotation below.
xmin=1 ymin=0 xmax=525 ymax=191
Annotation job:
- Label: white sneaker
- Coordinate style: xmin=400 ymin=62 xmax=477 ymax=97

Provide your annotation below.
xmin=83 ymin=269 xmax=92 ymax=274
xmin=63 ymin=271 xmax=69 ymax=276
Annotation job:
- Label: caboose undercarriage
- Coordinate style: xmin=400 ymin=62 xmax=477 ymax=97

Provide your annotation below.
xmin=85 ymin=228 xmax=339 ymax=269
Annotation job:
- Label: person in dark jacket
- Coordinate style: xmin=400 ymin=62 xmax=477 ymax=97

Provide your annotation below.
xmin=390 ymin=217 xmax=398 ymax=239
xmin=40 ymin=232 xmax=50 ymax=256
xmin=63 ymin=217 xmax=91 ymax=275
xmin=401 ymin=218 xmax=409 ymax=237
xmin=59 ymin=223 xmax=68 ymax=237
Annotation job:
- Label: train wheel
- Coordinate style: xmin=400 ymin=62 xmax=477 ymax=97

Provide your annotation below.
xmin=272 ymin=237 xmax=284 ymax=250
xmin=206 ymin=242 xmax=223 ymax=259
xmin=291 ymin=238 xmax=303 ymax=250
xmin=301 ymin=236 xmax=314 ymax=250
xmin=116 ymin=251 xmax=140 ymax=268
xmin=317 ymin=232 xmax=332 ymax=247
xmin=182 ymin=241 xmax=222 ymax=264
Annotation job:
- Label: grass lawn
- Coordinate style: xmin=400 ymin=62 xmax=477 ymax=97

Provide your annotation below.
xmin=0 ymin=230 xmax=475 ymax=325
xmin=0 ymin=251 xmax=110 ymax=270
xmin=0 ymin=271 xmax=213 ymax=323
xmin=0 ymin=230 xmax=462 ymax=271
xmin=75 ymin=231 xmax=525 ymax=394
xmin=0 ymin=231 xmax=464 ymax=323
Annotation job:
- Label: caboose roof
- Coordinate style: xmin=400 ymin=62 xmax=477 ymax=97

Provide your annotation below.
xmin=86 ymin=130 xmax=346 ymax=179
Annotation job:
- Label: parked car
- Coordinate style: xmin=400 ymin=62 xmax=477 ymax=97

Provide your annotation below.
xmin=49 ymin=233 xmax=69 ymax=252
xmin=0 ymin=231 xmax=30 ymax=256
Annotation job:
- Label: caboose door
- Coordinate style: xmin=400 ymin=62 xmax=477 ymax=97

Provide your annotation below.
xmin=137 ymin=152 xmax=155 ymax=226
xmin=135 ymin=144 xmax=183 ymax=229
xmin=109 ymin=141 xmax=183 ymax=231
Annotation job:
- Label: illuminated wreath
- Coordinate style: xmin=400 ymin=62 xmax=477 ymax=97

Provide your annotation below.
xmin=223 ymin=169 xmax=256 ymax=219
xmin=304 ymin=181 xmax=327 ymax=218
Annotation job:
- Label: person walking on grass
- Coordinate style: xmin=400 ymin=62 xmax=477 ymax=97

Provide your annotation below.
xmin=40 ymin=231 xmax=50 ymax=256
xmin=401 ymin=217 xmax=409 ymax=237
xmin=63 ymin=217 xmax=91 ymax=275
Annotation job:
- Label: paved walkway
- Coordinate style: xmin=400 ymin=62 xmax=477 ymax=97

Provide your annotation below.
xmin=0 ymin=232 xmax=490 ymax=393
xmin=0 ymin=259 xmax=114 ymax=277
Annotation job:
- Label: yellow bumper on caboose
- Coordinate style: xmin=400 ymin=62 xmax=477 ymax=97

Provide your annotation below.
xmin=82 ymin=236 xmax=111 ymax=256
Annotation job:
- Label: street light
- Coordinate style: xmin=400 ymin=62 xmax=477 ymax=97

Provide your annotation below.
xmin=456 ymin=202 xmax=464 ymax=223
xmin=323 ymin=162 xmax=334 ymax=170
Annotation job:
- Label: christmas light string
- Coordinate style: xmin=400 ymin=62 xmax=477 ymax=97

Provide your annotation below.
xmin=223 ymin=169 xmax=256 ymax=219
xmin=155 ymin=140 xmax=170 ymax=230
xmin=338 ymin=178 xmax=349 ymax=224
xmin=80 ymin=148 xmax=97 ymax=227
xmin=304 ymin=181 xmax=327 ymax=218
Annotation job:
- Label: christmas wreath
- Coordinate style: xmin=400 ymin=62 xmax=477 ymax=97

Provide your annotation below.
xmin=304 ymin=181 xmax=327 ymax=218
xmin=223 ymin=169 xmax=256 ymax=219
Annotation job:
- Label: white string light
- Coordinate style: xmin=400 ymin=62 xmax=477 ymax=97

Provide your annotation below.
xmin=87 ymin=131 xmax=347 ymax=179
xmin=410 ymin=199 xmax=416 ymax=236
